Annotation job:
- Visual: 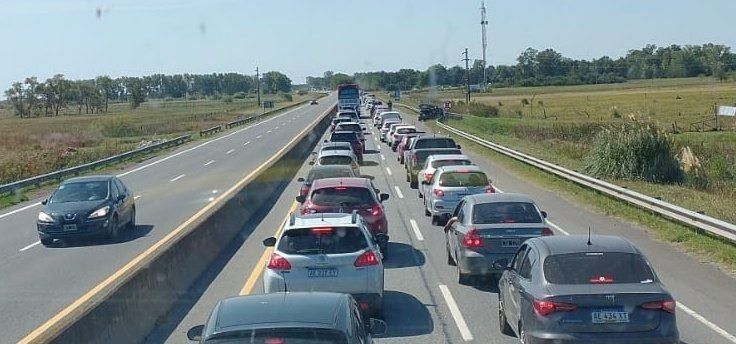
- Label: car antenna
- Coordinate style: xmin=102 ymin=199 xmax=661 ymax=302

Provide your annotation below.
xmin=586 ymin=226 xmax=592 ymax=246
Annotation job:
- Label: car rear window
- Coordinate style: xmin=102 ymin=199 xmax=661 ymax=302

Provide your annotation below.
xmin=337 ymin=123 xmax=361 ymax=132
xmin=311 ymin=186 xmax=374 ymax=206
xmin=330 ymin=132 xmax=358 ymax=142
xmin=396 ymin=127 xmax=416 ymax=134
xmin=431 ymin=159 xmax=472 ymax=168
xmin=414 ymin=138 xmax=457 ymax=149
xmin=319 ymin=156 xmax=353 ymax=165
xmin=382 ymin=113 xmax=401 ymax=120
xmin=415 ymin=149 xmax=462 ymax=165
xmin=472 ymin=202 xmax=542 ymax=224
xmin=51 ymin=181 xmax=109 ymax=203
xmin=306 ymin=167 xmax=355 ymax=183
xmin=320 ymin=145 xmax=351 ymax=152
xmin=438 ymin=171 xmax=488 ymax=187
xmin=207 ymin=327 xmax=348 ymax=344
xmin=382 ymin=121 xmax=399 ymax=129
xmin=278 ymin=226 xmax=368 ymax=255
xmin=544 ymin=252 xmax=656 ymax=285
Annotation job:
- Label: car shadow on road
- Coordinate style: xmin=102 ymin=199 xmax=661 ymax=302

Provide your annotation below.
xmin=363 ymin=149 xmax=380 ymax=155
xmin=361 ymin=161 xmax=380 ymax=167
xmin=383 ymin=242 xmax=425 ymax=269
xmin=470 ymin=275 xmax=500 ymax=293
xmin=50 ymin=224 xmax=155 ymax=248
xmin=376 ymin=290 xmax=434 ymax=338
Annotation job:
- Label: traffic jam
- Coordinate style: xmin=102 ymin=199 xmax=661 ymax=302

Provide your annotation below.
xmin=184 ymin=85 xmax=681 ymax=343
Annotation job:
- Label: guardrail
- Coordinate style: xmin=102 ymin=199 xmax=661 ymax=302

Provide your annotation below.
xmin=199 ymin=125 xmax=223 ymax=136
xmin=401 ymin=103 xmax=736 ymax=244
xmin=0 ymin=135 xmax=191 ymax=196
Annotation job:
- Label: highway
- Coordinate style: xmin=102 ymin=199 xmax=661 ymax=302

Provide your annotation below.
xmin=150 ymin=108 xmax=736 ymax=344
xmin=0 ymin=94 xmax=336 ymax=343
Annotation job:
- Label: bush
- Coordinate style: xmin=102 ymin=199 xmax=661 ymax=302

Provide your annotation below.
xmin=222 ymin=95 xmax=233 ymax=103
xmin=456 ymin=101 xmax=499 ymax=118
xmin=210 ymin=93 xmax=222 ymax=100
xmin=280 ymin=93 xmax=293 ymax=101
xmin=584 ymin=122 xmax=683 ymax=183
xmin=98 ymin=119 xmax=142 ymax=138
xmin=233 ymin=92 xmax=247 ymax=99
xmin=297 ymin=90 xmax=308 ymax=96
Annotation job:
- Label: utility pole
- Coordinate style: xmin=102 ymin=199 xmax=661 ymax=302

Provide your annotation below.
xmin=480 ymin=0 xmax=488 ymax=92
xmin=462 ymin=48 xmax=471 ymax=105
xmin=255 ymin=67 xmax=261 ymax=109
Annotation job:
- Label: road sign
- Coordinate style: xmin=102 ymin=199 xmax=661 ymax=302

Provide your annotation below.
xmin=717 ymin=106 xmax=736 ymax=116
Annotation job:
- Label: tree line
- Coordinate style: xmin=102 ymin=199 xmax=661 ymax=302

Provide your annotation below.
xmin=4 ymin=71 xmax=292 ymax=117
xmin=306 ymin=43 xmax=736 ymax=91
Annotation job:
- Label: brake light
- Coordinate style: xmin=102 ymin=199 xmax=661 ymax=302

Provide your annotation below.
xmin=423 ymin=173 xmax=433 ymax=183
xmin=359 ymin=302 xmax=370 ymax=311
xmin=265 ymin=338 xmax=285 ymax=344
xmin=541 ymin=227 xmax=554 ymax=236
xmin=335 ymin=186 xmax=348 ymax=190
xmin=311 ymin=227 xmax=334 ymax=234
xmin=371 ymin=205 xmax=382 ymax=216
xmin=462 ymin=228 xmax=483 ymax=248
xmin=641 ymin=299 xmax=676 ymax=314
xmin=433 ymin=189 xmax=445 ymax=198
xmin=533 ymin=299 xmax=577 ymax=316
xmin=589 ymin=275 xmax=614 ymax=284
xmin=267 ymin=253 xmax=291 ymax=270
xmin=354 ymin=251 xmax=379 ymax=267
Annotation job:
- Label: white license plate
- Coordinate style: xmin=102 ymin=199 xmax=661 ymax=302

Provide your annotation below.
xmin=501 ymin=239 xmax=521 ymax=247
xmin=308 ymin=268 xmax=338 ymax=278
xmin=592 ymin=311 xmax=629 ymax=324
xmin=63 ymin=224 xmax=77 ymax=232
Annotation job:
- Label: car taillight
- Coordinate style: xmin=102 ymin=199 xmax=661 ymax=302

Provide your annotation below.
xmin=541 ymin=227 xmax=554 ymax=236
xmin=423 ymin=173 xmax=433 ymax=183
xmin=485 ymin=185 xmax=495 ymax=193
xmin=533 ymin=299 xmax=577 ymax=316
xmin=265 ymin=338 xmax=285 ymax=344
xmin=354 ymin=251 xmax=379 ymax=267
xmin=433 ymin=188 xmax=445 ymax=198
xmin=267 ymin=253 xmax=291 ymax=270
xmin=641 ymin=299 xmax=676 ymax=314
xmin=371 ymin=205 xmax=382 ymax=216
xmin=462 ymin=228 xmax=483 ymax=248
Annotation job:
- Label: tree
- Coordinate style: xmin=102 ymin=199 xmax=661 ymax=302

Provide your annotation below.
xmin=328 ymin=73 xmax=353 ymax=89
xmin=4 ymin=82 xmax=24 ymax=117
xmin=95 ymin=75 xmax=114 ymax=112
xmin=261 ymin=71 xmax=292 ymax=93
xmin=124 ymin=77 xmax=146 ymax=109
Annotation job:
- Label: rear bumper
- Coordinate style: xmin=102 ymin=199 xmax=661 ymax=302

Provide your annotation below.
xmin=458 ymin=250 xmax=514 ymax=276
xmin=524 ymin=328 xmax=679 ymax=344
xmin=429 ymin=199 xmax=460 ymax=217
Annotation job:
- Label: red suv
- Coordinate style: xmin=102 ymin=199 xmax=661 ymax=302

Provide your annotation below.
xmin=296 ymin=178 xmax=390 ymax=256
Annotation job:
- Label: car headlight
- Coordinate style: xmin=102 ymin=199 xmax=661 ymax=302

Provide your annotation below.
xmin=88 ymin=206 xmax=110 ymax=219
xmin=38 ymin=211 xmax=54 ymax=223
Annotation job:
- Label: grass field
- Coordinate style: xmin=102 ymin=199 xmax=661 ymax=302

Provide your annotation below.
xmin=397 ymin=77 xmax=736 ymax=224
xmin=0 ymin=94 xmax=315 ymax=186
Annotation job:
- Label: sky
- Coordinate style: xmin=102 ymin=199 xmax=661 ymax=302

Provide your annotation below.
xmin=2 ymin=0 xmax=736 ymax=89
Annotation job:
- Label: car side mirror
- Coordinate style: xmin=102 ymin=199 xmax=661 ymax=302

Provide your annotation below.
xmin=323 ymin=140 xmax=328 ymax=143
xmin=368 ymin=318 xmax=388 ymax=336
xmin=263 ymin=237 xmax=277 ymax=247
xmin=296 ymin=195 xmax=306 ymax=203
xmin=297 ymin=177 xmax=305 ymax=182
xmin=374 ymin=233 xmax=389 ymax=246
xmin=492 ymin=259 xmax=511 ymax=271
xmin=117 ymin=194 xmax=126 ymax=202
xmin=380 ymin=193 xmax=389 ymax=202
xmin=541 ymin=211 xmax=548 ymax=218
xmin=456 ymin=144 xmax=462 ymax=149
xmin=186 ymin=324 xmax=204 ymax=341
xmin=41 ymin=199 xmax=48 ymax=205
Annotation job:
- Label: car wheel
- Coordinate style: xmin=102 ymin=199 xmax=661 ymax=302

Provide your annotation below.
xmin=518 ymin=322 xmax=528 ymax=344
xmin=405 ymin=173 xmax=410 ymax=182
xmin=418 ymin=190 xmax=423 ymax=199
xmin=106 ymin=215 xmax=119 ymax=241
xmin=498 ymin=298 xmax=514 ymax=335
xmin=410 ymin=180 xmax=418 ymax=189
xmin=457 ymin=260 xmax=472 ymax=285
xmin=446 ymin=241 xmax=456 ymax=266
xmin=40 ymin=237 xmax=53 ymax=247
xmin=128 ymin=207 xmax=136 ymax=230
xmin=431 ymin=215 xmax=439 ymax=226
xmin=380 ymin=243 xmax=388 ymax=260
xmin=424 ymin=203 xmax=431 ymax=217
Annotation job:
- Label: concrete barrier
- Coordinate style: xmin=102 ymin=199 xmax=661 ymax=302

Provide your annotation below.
xmin=22 ymin=104 xmax=336 ymax=344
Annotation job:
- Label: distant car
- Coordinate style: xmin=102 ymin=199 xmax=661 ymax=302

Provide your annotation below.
xmin=336 ymin=110 xmax=360 ymax=123
xmin=329 ymin=131 xmax=364 ymax=162
xmin=330 ymin=117 xmax=353 ymax=132
xmin=298 ymin=164 xmax=359 ymax=199
xmin=418 ymin=103 xmax=444 ymax=121
xmin=405 ymin=148 xmax=462 ymax=189
xmin=378 ymin=111 xmax=402 ymax=129
xmin=314 ymin=150 xmax=361 ymax=177
xmin=423 ymin=165 xmax=493 ymax=225
xmin=186 ymin=292 xmax=387 ymax=343
xmin=36 ymin=175 xmax=135 ymax=246
xmin=310 ymin=99 xmax=319 ymax=105
xmin=390 ymin=126 xmax=417 ymax=150
xmin=334 ymin=121 xmax=365 ymax=143
xmin=497 ymin=235 xmax=679 ymax=344
xmin=444 ymin=193 xmax=552 ymax=284
xmin=297 ymin=177 xmax=390 ymax=255
xmin=382 ymin=123 xmax=408 ymax=143
xmin=262 ymin=213 xmax=388 ymax=315
xmin=378 ymin=119 xmax=401 ymax=141
xmin=398 ymin=134 xmax=423 ymax=165
xmin=418 ymin=154 xmax=473 ymax=198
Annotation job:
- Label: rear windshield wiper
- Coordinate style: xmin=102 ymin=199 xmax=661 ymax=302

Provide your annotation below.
xmin=295 ymin=248 xmax=325 ymax=254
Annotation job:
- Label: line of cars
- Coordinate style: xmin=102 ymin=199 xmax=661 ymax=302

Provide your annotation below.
xmin=374 ymin=103 xmax=680 ymax=343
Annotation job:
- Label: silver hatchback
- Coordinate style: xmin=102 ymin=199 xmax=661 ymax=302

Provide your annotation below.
xmin=423 ymin=165 xmax=494 ymax=225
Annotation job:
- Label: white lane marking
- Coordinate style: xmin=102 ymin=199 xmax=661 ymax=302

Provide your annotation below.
xmin=19 ymin=241 xmax=41 ymax=252
xmin=376 ymin=145 xmax=381 ymax=151
xmin=678 ymin=303 xmax=736 ymax=343
xmin=266 ymin=130 xmax=272 ymax=134
xmin=0 ymin=202 xmax=42 ymax=220
xmin=386 ymin=167 xmax=392 ymax=176
xmin=203 ymin=160 xmax=215 ymax=166
xmin=380 ymin=154 xmax=386 ymax=161
xmin=439 ymin=285 xmax=474 ymax=341
xmin=274 ymin=126 xmax=279 ymax=130
xmin=547 ymin=221 xmax=570 ymax=236
xmin=243 ymin=141 xmax=251 ymax=146
xmin=393 ymin=186 xmax=404 ymax=199
xmin=256 ymin=135 xmax=263 ymax=139
xmin=211 ymin=190 xmax=218 ymax=194
xmin=226 ymin=149 xmax=235 ymax=155
xmin=134 ymin=195 xmax=141 ymax=200
xmin=409 ymin=219 xmax=424 ymax=241
xmin=169 ymin=174 xmax=186 ymax=182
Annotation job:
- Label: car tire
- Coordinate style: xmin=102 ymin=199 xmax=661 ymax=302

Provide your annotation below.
xmin=40 ymin=237 xmax=53 ymax=247
xmin=410 ymin=180 xmax=418 ymax=189
xmin=418 ymin=190 xmax=423 ymax=199
xmin=106 ymin=215 xmax=119 ymax=241
xmin=518 ymin=322 xmax=528 ymax=344
xmin=457 ymin=261 xmax=472 ymax=285
xmin=498 ymin=298 xmax=514 ymax=336
xmin=373 ymin=296 xmax=384 ymax=317
xmin=405 ymin=173 xmax=410 ymax=183
xmin=431 ymin=215 xmax=439 ymax=226
xmin=380 ymin=243 xmax=388 ymax=260
xmin=446 ymin=241 xmax=456 ymax=266
xmin=128 ymin=207 xmax=136 ymax=230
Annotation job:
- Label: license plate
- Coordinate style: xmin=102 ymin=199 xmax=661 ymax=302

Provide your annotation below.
xmin=501 ymin=239 xmax=520 ymax=247
xmin=63 ymin=224 xmax=77 ymax=232
xmin=308 ymin=268 xmax=338 ymax=278
xmin=592 ymin=311 xmax=629 ymax=324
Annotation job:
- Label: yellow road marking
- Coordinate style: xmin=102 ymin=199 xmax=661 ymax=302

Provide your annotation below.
xmin=19 ymin=106 xmax=333 ymax=344
xmin=239 ymin=201 xmax=299 ymax=295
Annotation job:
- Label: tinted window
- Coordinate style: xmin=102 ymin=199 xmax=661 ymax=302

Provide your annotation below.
xmin=337 ymin=123 xmax=361 ymax=132
xmin=519 ymin=249 xmax=533 ymax=279
xmin=277 ymin=226 xmax=368 ymax=255
xmin=544 ymin=252 xmax=656 ymax=284
xmin=396 ymin=127 xmax=416 ymax=134
xmin=431 ymin=159 xmax=472 ymax=169
xmin=382 ymin=113 xmax=401 ymax=121
xmin=319 ymin=156 xmax=353 ymax=165
xmin=306 ymin=167 xmax=356 ymax=183
xmin=51 ymin=181 xmax=109 ymax=203
xmin=415 ymin=149 xmax=462 ymax=165
xmin=331 ymin=132 xmax=358 ymax=142
xmin=205 ymin=327 xmax=348 ymax=344
xmin=311 ymin=187 xmax=375 ymax=206
xmin=381 ymin=121 xmax=399 ymax=129
xmin=438 ymin=172 xmax=488 ymax=187
xmin=471 ymin=202 xmax=542 ymax=224
xmin=414 ymin=138 xmax=457 ymax=149
xmin=320 ymin=146 xmax=351 ymax=152
xmin=512 ymin=245 xmax=528 ymax=271
xmin=339 ymin=88 xmax=359 ymax=99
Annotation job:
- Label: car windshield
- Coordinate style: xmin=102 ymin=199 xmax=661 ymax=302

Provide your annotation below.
xmin=472 ymin=202 xmax=542 ymax=224
xmin=207 ymin=327 xmax=348 ymax=343
xmin=431 ymin=159 xmax=472 ymax=168
xmin=306 ymin=167 xmax=355 ymax=183
xmin=319 ymin=156 xmax=353 ymax=165
xmin=438 ymin=172 xmax=488 ymax=187
xmin=414 ymin=138 xmax=457 ymax=149
xmin=51 ymin=181 xmax=109 ymax=203
xmin=330 ymin=132 xmax=357 ymax=142
xmin=311 ymin=187 xmax=374 ymax=206
xmin=544 ymin=252 xmax=656 ymax=285
xmin=278 ymin=226 xmax=369 ymax=255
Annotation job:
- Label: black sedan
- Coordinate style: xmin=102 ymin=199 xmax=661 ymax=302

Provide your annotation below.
xmin=187 ymin=292 xmax=387 ymax=343
xmin=36 ymin=175 xmax=136 ymax=246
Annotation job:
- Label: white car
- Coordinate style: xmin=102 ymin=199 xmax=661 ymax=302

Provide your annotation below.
xmin=262 ymin=213 xmax=387 ymax=314
xmin=379 ymin=120 xmax=401 ymax=142
xmin=383 ymin=123 xmax=409 ymax=143
xmin=418 ymin=154 xmax=474 ymax=198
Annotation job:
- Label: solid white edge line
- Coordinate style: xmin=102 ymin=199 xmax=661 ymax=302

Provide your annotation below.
xmin=0 ymin=202 xmax=42 ymax=220
xmin=409 ymin=219 xmax=424 ymax=241
xmin=256 ymin=135 xmax=263 ymax=139
xmin=19 ymin=241 xmax=41 ymax=252
xmin=393 ymin=186 xmax=404 ymax=199
xmin=386 ymin=167 xmax=392 ymax=176
xmin=439 ymin=284 xmax=474 ymax=341
xmin=169 ymin=174 xmax=185 ymax=182
xmin=677 ymin=303 xmax=736 ymax=343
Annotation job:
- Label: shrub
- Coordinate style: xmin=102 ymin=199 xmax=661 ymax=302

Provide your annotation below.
xmin=222 ymin=95 xmax=233 ymax=103
xmin=210 ymin=93 xmax=222 ymax=100
xmin=584 ymin=122 xmax=683 ymax=183
xmin=99 ymin=119 xmax=142 ymax=138
xmin=611 ymin=106 xmax=621 ymax=118
xmin=297 ymin=90 xmax=308 ymax=96
xmin=233 ymin=92 xmax=247 ymax=99
xmin=280 ymin=93 xmax=293 ymax=101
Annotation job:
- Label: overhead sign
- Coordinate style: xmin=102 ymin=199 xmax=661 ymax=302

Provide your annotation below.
xmin=717 ymin=106 xmax=736 ymax=117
